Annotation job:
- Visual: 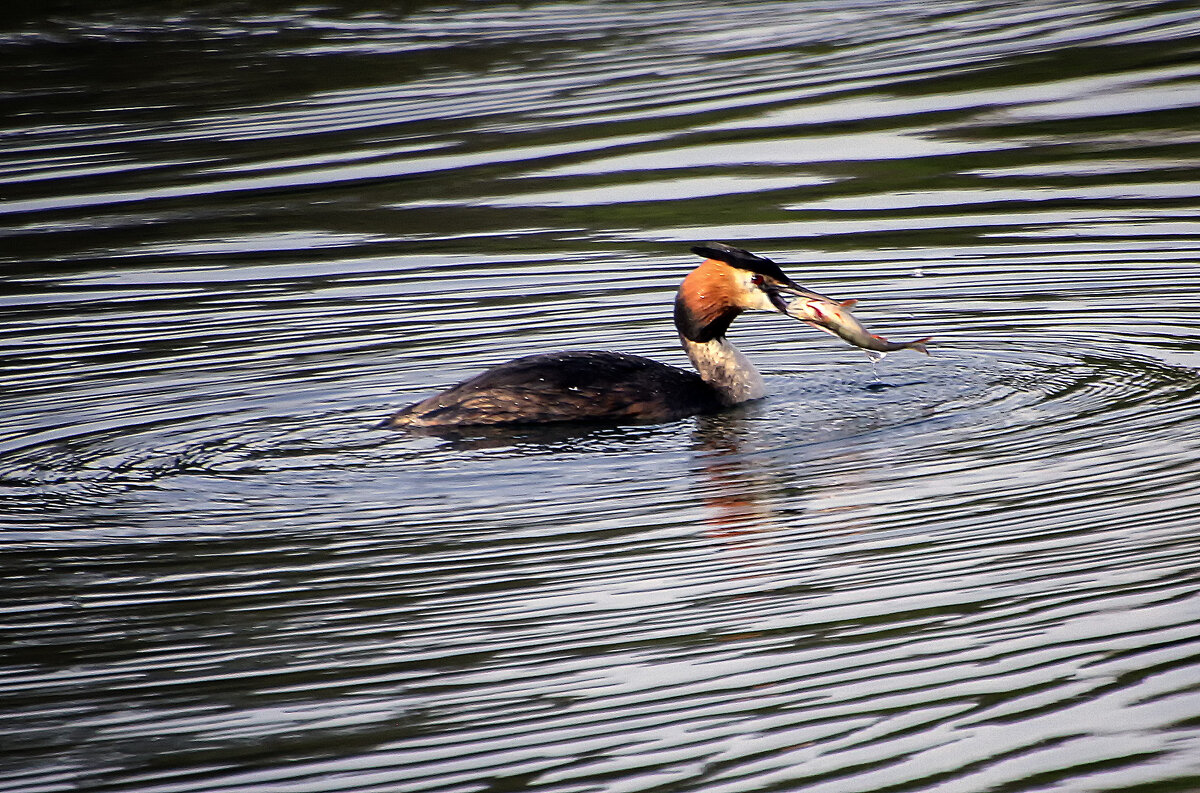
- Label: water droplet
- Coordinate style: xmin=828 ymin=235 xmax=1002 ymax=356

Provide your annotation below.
xmin=864 ymin=349 xmax=886 ymax=382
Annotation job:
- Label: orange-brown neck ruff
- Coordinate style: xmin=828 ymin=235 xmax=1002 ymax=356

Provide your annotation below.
xmin=674 ymin=259 xmax=743 ymax=342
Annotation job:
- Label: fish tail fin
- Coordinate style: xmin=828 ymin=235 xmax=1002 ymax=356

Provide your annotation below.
xmin=907 ymin=337 xmax=933 ymax=356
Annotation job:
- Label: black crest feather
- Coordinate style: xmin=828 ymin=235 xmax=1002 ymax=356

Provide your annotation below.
xmin=690 ymin=242 xmax=794 ymax=285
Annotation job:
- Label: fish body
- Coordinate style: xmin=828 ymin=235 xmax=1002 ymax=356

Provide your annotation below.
xmin=788 ymin=298 xmax=931 ymax=355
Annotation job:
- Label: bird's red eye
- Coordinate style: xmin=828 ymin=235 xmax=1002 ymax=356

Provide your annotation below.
xmin=751 ymin=274 xmax=765 ymax=287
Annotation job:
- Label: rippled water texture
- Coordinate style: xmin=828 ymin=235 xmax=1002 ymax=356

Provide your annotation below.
xmin=3 ymin=1 xmax=1200 ymax=791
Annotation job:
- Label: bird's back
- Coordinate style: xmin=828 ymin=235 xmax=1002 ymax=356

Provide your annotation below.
xmin=383 ymin=351 xmax=724 ymax=428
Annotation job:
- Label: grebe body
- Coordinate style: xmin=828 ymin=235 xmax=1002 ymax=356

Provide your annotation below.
xmin=383 ymin=243 xmax=829 ymax=429
xmin=385 ymin=351 xmax=722 ymax=427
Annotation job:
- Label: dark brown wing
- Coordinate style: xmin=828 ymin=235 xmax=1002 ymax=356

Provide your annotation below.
xmin=383 ymin=351 xmax=723 ymax=427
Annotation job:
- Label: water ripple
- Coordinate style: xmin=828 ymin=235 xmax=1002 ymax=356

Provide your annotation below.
xmin=3 ymin=2 xmax=1200 ymax=792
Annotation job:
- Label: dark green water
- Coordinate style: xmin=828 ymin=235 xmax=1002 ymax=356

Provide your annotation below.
xmin=3 ymin=2 xmax=1200 ymax=791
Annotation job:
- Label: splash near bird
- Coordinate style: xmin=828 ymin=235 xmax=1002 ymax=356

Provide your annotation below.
xmin=787 ymin=297 xmax=931 ymax=356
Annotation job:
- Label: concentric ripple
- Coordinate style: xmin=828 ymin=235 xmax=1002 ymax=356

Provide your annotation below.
xmin=2 ymin=2 xmax=1200 ymax=792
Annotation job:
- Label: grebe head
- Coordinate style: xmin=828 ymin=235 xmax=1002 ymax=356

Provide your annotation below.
xmin=675 ymin=242 xmax=832 ymax=342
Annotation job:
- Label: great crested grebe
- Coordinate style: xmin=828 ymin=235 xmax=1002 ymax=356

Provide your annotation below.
xmin=381 ymin=243 xmax=833 ymax=428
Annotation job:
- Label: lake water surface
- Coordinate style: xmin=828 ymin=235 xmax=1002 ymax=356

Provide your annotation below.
xmin=3 ymin=2 xmax=1200 ymax=791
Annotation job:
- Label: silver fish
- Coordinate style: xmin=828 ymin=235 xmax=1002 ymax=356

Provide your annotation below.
xmin=788 ymin=298 xmax=931 ymax=356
